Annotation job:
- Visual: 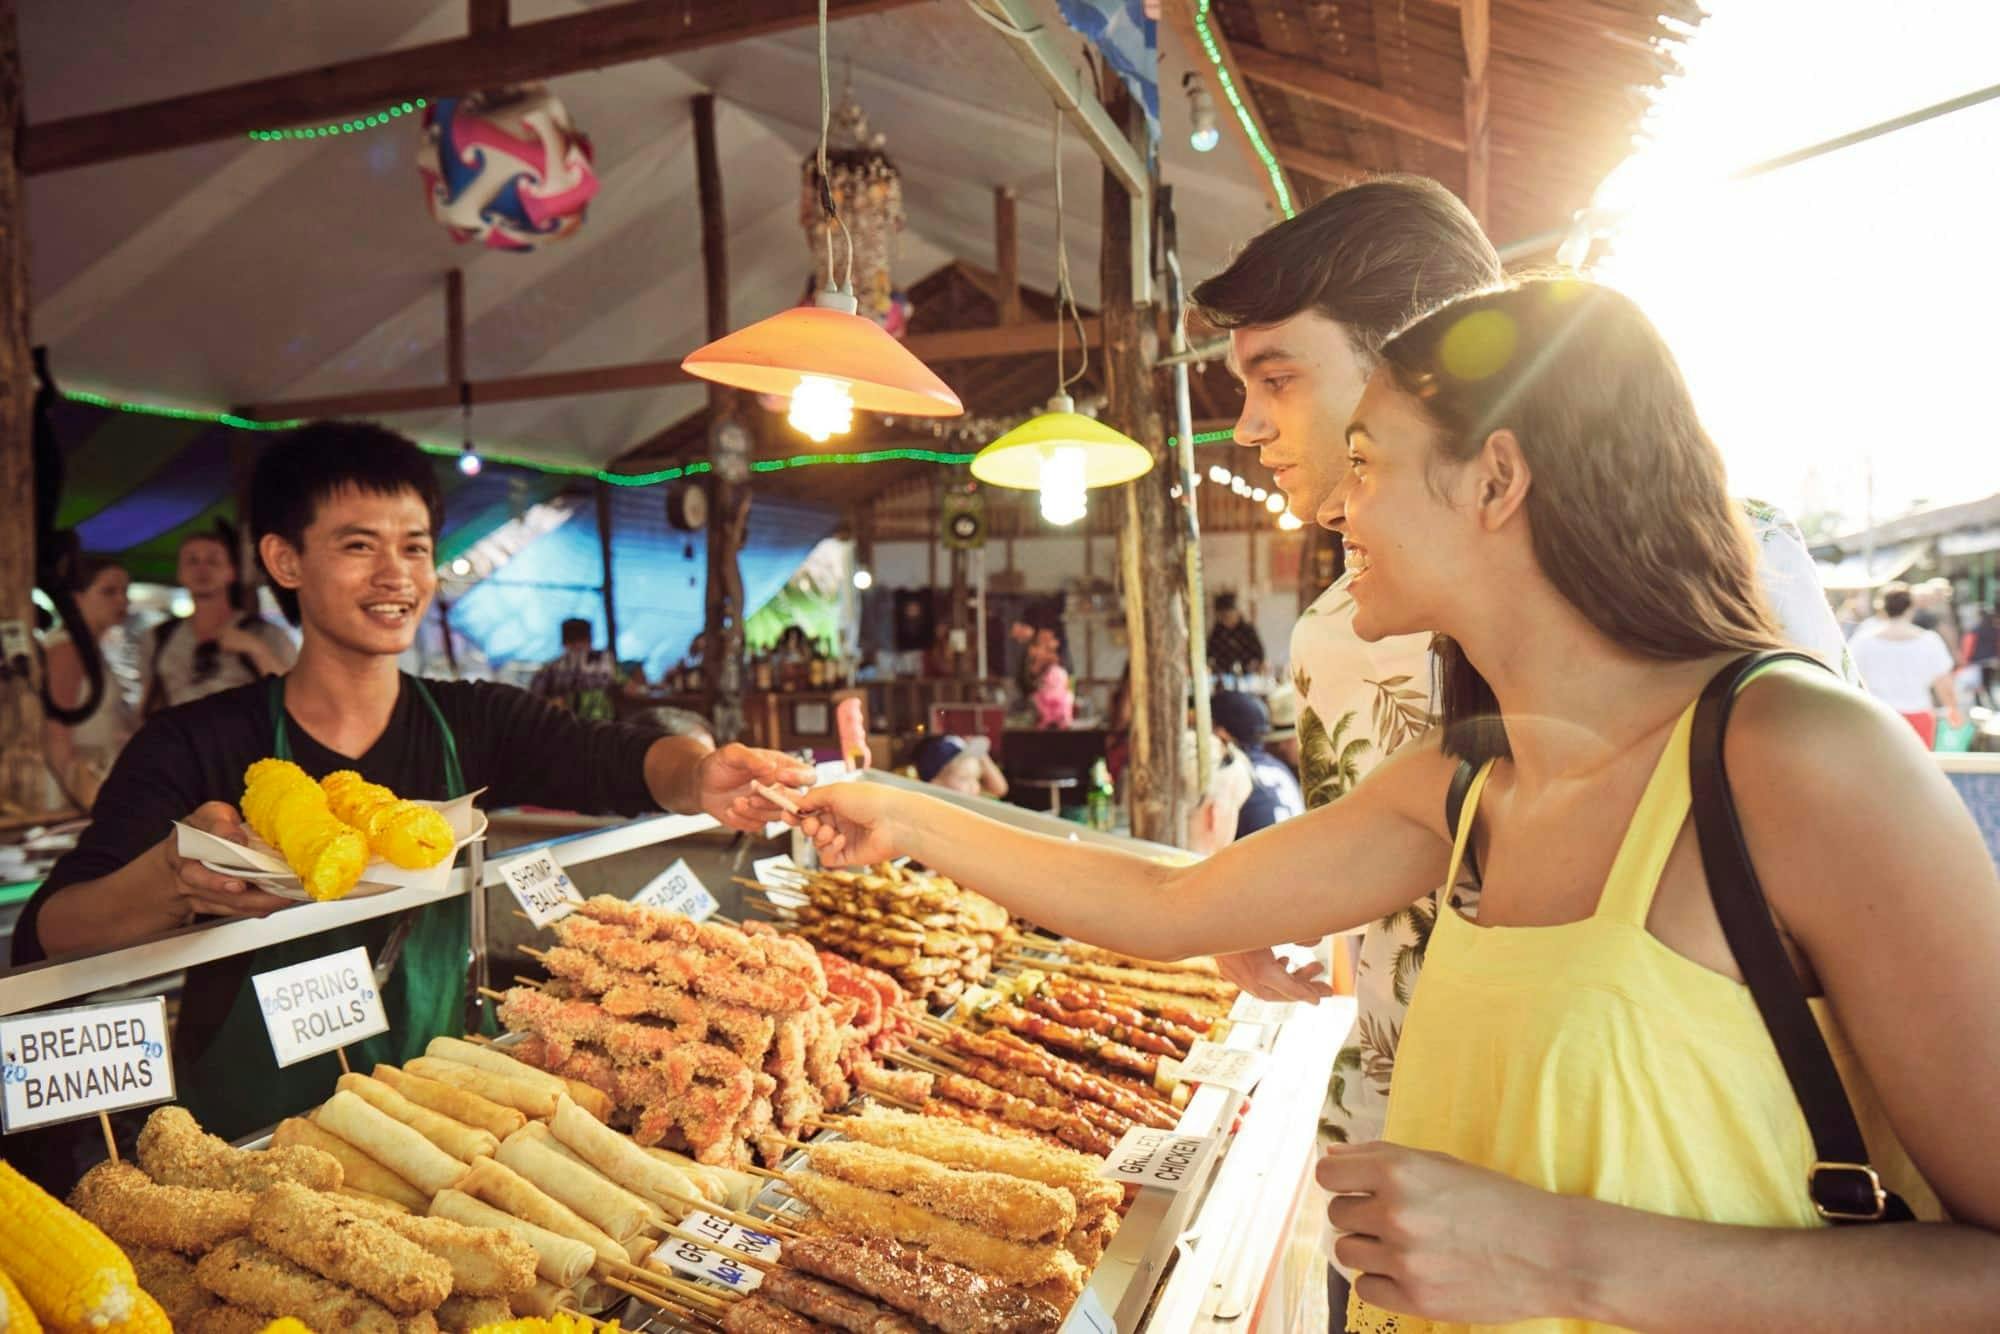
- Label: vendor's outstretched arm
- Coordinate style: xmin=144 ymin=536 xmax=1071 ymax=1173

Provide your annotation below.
xmin=791 ymin=740 xmax=1453 ymax=960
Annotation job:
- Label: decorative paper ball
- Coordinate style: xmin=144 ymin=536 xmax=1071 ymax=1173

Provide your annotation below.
xmin=417 ymin=84 xmax=598 ymax=251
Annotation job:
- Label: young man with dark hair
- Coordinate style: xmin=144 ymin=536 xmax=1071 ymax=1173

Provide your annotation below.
xmin=15 ymin=421 xmax=810 ymax=1141
xmin=140 ymin=525 xmax=295 ymax=713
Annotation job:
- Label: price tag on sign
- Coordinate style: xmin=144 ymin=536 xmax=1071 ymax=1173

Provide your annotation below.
xmin=1228 ymin=992 xmax=1294 ymax=1030
xmin=651 ymin=1210 xmax=781 ymax=1292
xmin=0 ymin=997 xmax=174 ymax=1133
xmin=251 ymin=945 xmax=390 ymax=1069
xmin=1171 ymin=1039 xmax=1268 ymax=1093
xmin=1098 ymin=1126 xmax=1216 ymax=1194
xmin=632 ymin=858 xmax=719 ymax=923
xmin=499 ymin=849 xmax=583 ymax=928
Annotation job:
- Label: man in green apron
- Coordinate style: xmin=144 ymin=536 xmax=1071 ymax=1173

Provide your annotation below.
xmin=16 ymin=421 xmax=812 ymax=1140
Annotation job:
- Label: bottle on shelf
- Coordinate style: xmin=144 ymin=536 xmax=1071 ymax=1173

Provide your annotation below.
xmin=1086 ymin=758 xmax=1115 ymax=832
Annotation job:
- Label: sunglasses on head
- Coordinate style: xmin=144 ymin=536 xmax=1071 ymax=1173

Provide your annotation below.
xmin=193 ymin=639 xmax=221 ymax=681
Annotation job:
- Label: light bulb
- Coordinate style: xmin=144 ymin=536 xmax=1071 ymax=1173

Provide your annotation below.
xmin=450 ymin=557 xmax=474 ymax=576
xmin=458 ymin=444 xmax=482 ymax=476
xmin=1185 ymin=74 xmax=1219 ymax=153
xmin=1265 ymin=493 xmax=1285 ymax=513
xmin=788 ymin=374 xmax=855 ymax=442
xmin=1208 ymin=464 xmax=1230 ymax=484
xmin=1278 ymin=511 xmax=1303 ymax=530
xmin=852 ymin=569 xmax=874 ymax=590
xmin=1252 ymin=487 xmax=1268 ymax=502
xmin=1038 ymin=446 xmax=1089 ymax=526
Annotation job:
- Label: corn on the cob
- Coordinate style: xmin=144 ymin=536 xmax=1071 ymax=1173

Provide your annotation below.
xmin=258 ymin=1320 xmax=314 ymax=1334
xmin=0 ymin=1262 xmax=47 ymax=1333
xmin=0 ymin=1158 xmax=164 ymax=1332
xmin=320 ymin=769 xmax=454 ymax=869
xmin=240 ymin=759 xmax=368 ymax=900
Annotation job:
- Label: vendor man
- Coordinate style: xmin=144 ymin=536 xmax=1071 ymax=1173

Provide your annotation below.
xmin=13 ymin=421 xmax=811 ymax=1140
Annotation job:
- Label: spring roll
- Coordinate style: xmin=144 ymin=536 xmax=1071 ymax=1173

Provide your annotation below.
xmin=338 ymin=1192 xmax=538 ymax=1298
xmin=460 ymin=1157 xmax=626 ymax=1266
xmin=436 ymin=1292 xmax=516 ymax=1332
xmin=644 ymin=1145 xmax=759 ymax=1211
xmin=373 ymin=1062 xmax=526 ymax=1140
xmin=496 ymin=1130 xmax=652 ymax=1242
xmin=271 ymin=1117 xmax=429 ymax=1212
xmin=339 ymin=1072 xmax=500 ymax=1163
xmin=430 ymin=1189 xmax=594 ymax=1288
xmin=315 ymin=1089 xmax=468 ymax=1196
xmin=510 ymin=1278 xmax=577 ymax=1318
xmin=549 ymin=1095 xmax=703 ymax=1218
xmin=250 ymin=1180 xmax=453 ymax=1316
xmin=407 ymin=1056 xmax=559 ymax=1119
xmin=424 ymin=1037 xmax=567 ymax=1097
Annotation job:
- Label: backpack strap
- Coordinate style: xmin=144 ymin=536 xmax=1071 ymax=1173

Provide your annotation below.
xmin=141 ymin=617 xmax=180 ymax=715
xmin=1443 ymin=758 xmax=1481 ymax=888
xmin=1689 ymin=649 xmax=1913 ymax=1224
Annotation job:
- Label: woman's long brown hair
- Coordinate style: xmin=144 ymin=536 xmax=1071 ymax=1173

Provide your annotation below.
xmin=1376 ymin=277 xmax=1783 ymax=765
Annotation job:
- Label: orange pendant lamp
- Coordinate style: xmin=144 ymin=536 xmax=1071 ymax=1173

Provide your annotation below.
xmin=680 ymin=0 xmax=962 ymax=440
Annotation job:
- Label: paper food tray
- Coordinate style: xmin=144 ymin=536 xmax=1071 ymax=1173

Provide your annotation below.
xmin=174 ymin=789 xmax=488 ymax=901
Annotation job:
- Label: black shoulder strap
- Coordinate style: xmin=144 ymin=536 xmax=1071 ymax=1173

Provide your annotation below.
xmin=1443 ymin=759 xmax=1481 ymax=886
xmin=1689 ymin=649 xmax=1913 ymax=1224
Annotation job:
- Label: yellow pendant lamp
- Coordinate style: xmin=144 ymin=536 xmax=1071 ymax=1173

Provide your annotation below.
xmin=680 ymin=0 xmax=963 ymax=440
xmin=969 ymin=108 xmax=1153 ymax=525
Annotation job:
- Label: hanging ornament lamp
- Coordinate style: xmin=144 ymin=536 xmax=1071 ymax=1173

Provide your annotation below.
xmin=682 ymin=0 xmax=962 ymax=439
xmin=417 ymin=84 xmax=598 ymax=251
xmin=801 ymin=83 xmax=912 ymax=335
xmin=972 ymin=393 xmax=1153 ymax=525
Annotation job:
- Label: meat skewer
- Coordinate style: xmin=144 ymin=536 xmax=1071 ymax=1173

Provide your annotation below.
xmin=977 ymin=1003 xmax=1159 ymax=1079
xmin=781 ymin=1235 xmax=1062 ymax=1334
xmin=1018 ymin=994 xmax=1187 ymax=1058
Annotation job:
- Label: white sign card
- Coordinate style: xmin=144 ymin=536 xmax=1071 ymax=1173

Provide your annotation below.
xmin=753 ymin=854 xmax=800 ymax=887
xmin=0 ymin=997 xmax=174 ymax=1133
xmin=1169 ymin=1040 xmax=1269 ymax=1094
xmin=1098 ymin=1126 xmax=1216 ymax=1194
xmin=498 ymin=848 xmax=583 ymax=928
xmin=1229 ymin=993 xmax=1295 ymax=1029
xmin=251 ymin=946 xmax=390 ymax=1068
xmin=652 ymin=1209 xmax=782 ymax=1293
xmin=632 ymin=858 xmax=719 ymax=922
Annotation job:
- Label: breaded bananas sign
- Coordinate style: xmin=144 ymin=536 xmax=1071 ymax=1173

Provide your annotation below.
xmin=252 ymin=945 xmax=390 ymax=1067
xmin=0 ymin=997 xmax=174 ymax=1131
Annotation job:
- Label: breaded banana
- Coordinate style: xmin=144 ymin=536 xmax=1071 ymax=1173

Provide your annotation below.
xmin=249 ymin=1180 xmax=452 ymax=1316
xmin=193 ymin=1237 xmax=432 ymax=1334
xmin=436 ymin=1292 xmax=516 ymax=1331
xmin=69 ymin=1159 xmax=254 ymax=1254
xmin=805 ymin=1140 xmax=1076 ymax=1243
xmin=337 ymin=1190 xmax=539 ymax=1297
xmin=137 ymin=1105 xmax=342 ymax=1192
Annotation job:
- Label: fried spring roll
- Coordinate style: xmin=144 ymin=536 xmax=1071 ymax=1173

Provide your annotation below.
xmin=407 ymin=1055 xmax=560 ymax=1119
xmin=338 ymin=1071 xmax=500 ymax=1162
xmin=315 ymin=1088 xmax=469 ymax=1195
xmin=459 ymin=1157 xmax=626 ymax=1265
xmin=510 ymin=1278 xmax=578 ymax=1318
xmin=424 ymin=1037 xmax=568 ymax=1097
xmin=249 ymin=1180 xmax=453 ymax=1316
xmin=271 ymin=1116 xmax=429 ymax=1212
xmin=496 ymin=1129 xmax=652 ymax=1242
xmin=430 ymin=1188 xmax=594 ymax=1288
xmin=549 ymin=1094 xmax=702 ymax=1217
xmin=68 ymin=1160 xmax=254 ymax=1255
xmin=374 ymin=1061 xmax=527 ymax=1139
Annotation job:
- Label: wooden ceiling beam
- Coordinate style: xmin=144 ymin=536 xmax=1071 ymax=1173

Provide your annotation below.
xmin=994 ymin=187 xmax=1022 ymax=324
xmin=20 ymin=0 xmax=926 ymax=175
xmin=1231 ymin=41 xmax=1467 ymax=152
xmin=1160 ymin=0 xmax=1297 ymax=218
xmin=234 ymin=318 xmax=1105 ymax=421
xmin=1272 ymin=140 xmax=1369 ymax=184
xmin=1461 ymin=0 xmax=1492 ymax=225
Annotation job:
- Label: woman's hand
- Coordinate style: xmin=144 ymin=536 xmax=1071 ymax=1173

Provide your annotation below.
xmin=790 ymin=784 xmax=914 ymax=867
xmin=1215 ymin=946 xmax=1332 ymax=1002
xmin=1319 ymin=1141 xmax=1582 ymax=1325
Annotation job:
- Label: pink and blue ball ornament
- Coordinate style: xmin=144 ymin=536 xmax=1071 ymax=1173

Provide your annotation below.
xmin=417 ymin=84 xmax=598 ymax=251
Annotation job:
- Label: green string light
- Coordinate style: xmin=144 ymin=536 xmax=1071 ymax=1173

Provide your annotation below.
xmin=1192 ymin=0 xmax=1295 ymax=218
xmin=249 ymin=99 xmax=427 ymax=142
xmin=60 ymin=389 xmax=982 ymax=488
xmin=1167 ymin=429 xmax=1236 ymax=448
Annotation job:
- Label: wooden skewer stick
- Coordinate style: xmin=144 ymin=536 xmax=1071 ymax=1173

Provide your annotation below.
xmin=462 ymin=1032 xmax=494 ymax=1045
xmin=659 ymin=1224 xmax=782 ymax=1272
xmin=519 ymin=944 xmax=551 ymax=962
xmin=645 ymin=1268 xmax=746 ymax=1308
xmin=863 ymin=1089 xmax=923 ymax=1112
xmin=654 ymin=1185 xmax=802 ymax=1238
xmin=476 ymin=986 xmax=510 ymax=1003
xmin=737 ymin=1162 xmax=791 ymax=1183
xmin=604 ymin=1272 xmax=728 ymax=1316
xmin=880 ymin=1049 xmax=953 ymax=1078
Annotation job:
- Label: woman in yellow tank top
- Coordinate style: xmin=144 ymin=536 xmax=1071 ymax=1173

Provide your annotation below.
xmin=783 ymin=278 xmax=2000 ymax=1329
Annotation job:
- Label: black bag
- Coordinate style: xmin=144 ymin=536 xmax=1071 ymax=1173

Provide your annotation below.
xmin=1444 ymin=649 xmax=1913 ymax=1224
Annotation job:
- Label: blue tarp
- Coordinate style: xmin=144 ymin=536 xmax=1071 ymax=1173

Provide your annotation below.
xmin=448 ymin=489 xmax=840 ymax=678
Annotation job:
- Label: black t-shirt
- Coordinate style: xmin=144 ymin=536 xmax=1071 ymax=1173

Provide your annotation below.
xmin=12 ymin=675 xmax=660 ymax=1057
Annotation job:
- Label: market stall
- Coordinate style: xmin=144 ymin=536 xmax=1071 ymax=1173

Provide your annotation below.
xmin=0 ymin=770 xmax=1343 ymax=1333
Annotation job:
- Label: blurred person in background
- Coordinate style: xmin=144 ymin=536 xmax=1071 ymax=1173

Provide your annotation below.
xmin=1025 ymin=626 xmax=1074 ymax=729
xmin=1964 ymin=602 xmax=2000 ymax=705
xmin=914 ymin=734 xmax=1007 ymax=799
xmin=531 ymin=617 xmax=621 ymax=720
xmin=1912 ymin=577 xmax=1963 ymax=661
xmin=1850 ymin=581 xmax=1962 ymax=746
xmin=1211 ymin=690 xmax=1305 ymax=839
xmin=1207 ymin=590 xmax=1265 ymax=680
xmin=141 ymin=525 xmax=295 ymax=714
xmin=42 ymin=557 xmax=138 ymax=812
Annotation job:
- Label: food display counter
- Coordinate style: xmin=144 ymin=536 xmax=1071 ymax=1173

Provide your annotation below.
xmin=0 ymin=769 xmax=1343 ymax=1333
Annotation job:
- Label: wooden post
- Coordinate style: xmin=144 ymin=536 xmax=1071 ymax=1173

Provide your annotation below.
xmin=994 ymin=187 xmax=1022 ymax=324
xmin=1461 ymin=0 xmax=1492 ymax=227
xmin=445 ymin=268 xmax=466 ymax=392
xmin=1103 ymin=78 xmax=1187 ymax=846
xmin=594 ymin=479 xmax=619 ymax=657
xmin=693 ymin=92 xmax=748 ymax=745
xmin=0 ymin=0 xmax=50 ymax=820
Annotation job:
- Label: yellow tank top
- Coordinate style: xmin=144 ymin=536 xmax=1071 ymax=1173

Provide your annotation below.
xmin=1348 ymin=697 xmax=1937 ymax=1334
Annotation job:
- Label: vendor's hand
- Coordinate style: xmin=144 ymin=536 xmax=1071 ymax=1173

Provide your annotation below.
xmin=1216 ymin=947 xmax=1332 ymax=1002
xmin=789 ymin=784 xmax=909 ymax=867
xmin=159 ymin=802 xmax=295 ymax=924
xmin=1319 ymin=1141 xmax=1579 ymax=1325
xmin=701 ymin=744 xmax=817 ymax=832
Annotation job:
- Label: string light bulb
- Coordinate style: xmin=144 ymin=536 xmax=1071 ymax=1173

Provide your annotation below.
xmin=1184 ymin=73 xmax=1220 ymax=152
xmin=852 ymin=568 xmax=874 ymax=590
xmin=1277 ymin=511 xmax=1304 ymax=530
xmin=1265 ymin=492 xmax=1285 ymax=513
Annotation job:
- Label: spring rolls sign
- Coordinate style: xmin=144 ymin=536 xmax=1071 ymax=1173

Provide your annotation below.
xmin=252 ymin=945 xmax=391 ymax=1067
xmin=497 ymin=848 xmax=583 ymax=929
xmin=0 ymin=997 xmax=174 ymax=1132
xmin=175 ymin=789 xmax=488 ymax=901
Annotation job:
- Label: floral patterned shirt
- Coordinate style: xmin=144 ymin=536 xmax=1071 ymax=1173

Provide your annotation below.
xmin=1299 ymin=501 xmax=1861 ymax=1150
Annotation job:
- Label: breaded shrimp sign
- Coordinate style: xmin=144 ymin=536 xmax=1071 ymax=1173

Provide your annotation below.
xmin=0 ymin=996 xmax=174 ymax=1131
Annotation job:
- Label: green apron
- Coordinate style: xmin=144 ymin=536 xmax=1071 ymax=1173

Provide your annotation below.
xmin=179 ymin=677 xmax=484 ymax=1139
